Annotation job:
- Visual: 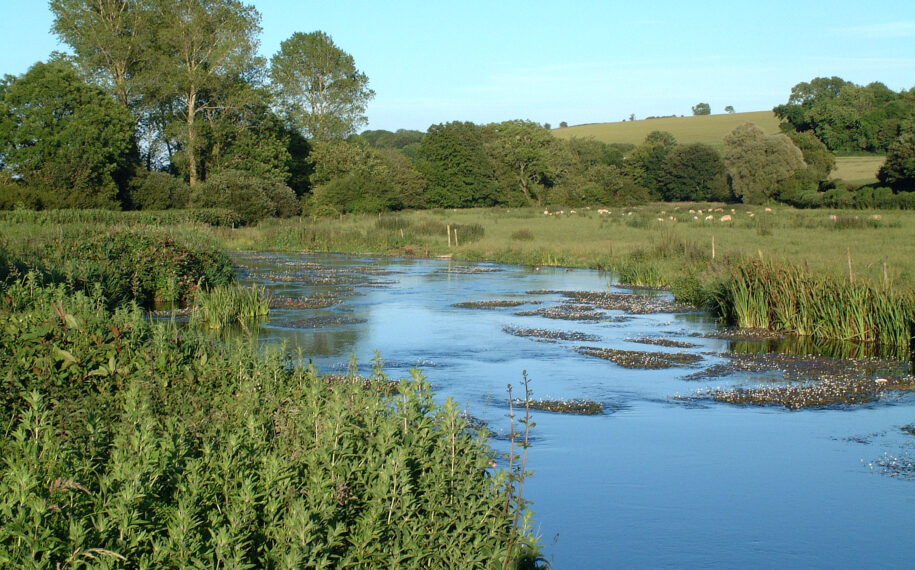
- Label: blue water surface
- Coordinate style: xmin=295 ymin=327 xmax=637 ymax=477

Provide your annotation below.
xmin=236 ymin=252 xmax=915 ymax=569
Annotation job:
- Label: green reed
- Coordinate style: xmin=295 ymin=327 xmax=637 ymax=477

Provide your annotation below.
xmin=191 ymin=283 xmax=271 ymax=330
xmin=714 ymin=260 xmax=915 ymax=358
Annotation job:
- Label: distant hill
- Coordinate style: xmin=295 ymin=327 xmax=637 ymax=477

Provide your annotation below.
xmin=552 ymin=111 xmax=782 ymax=149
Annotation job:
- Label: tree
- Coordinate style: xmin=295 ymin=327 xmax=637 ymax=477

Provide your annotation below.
xmin=486 ymin=120 xmax=556 ymax=205
xmin=559 ymin=121 xmax=568 ymax=128
xmin=723 ymin=123 xmax=805 ymax=204
xmin=0 ymin=60 xmax=136 ymax=207
xmin=271 ymin=31 xmax=374 ymax=141
xmin=724 ymin=105 xmax=735 ymax=114
xmin=658 ymin=143 xmax=728 ymax=201
xmin=692 ymin=102 xmax=711 ymax=116
xmin=50 ymin=0 xmax=147 ymax=107
xmin=878 ymin=132 xmax=915 ymax=192
xmin=146 ymin=0 xmax=262 ymax=187
xmin=416 ymin=121 xmax=497 ymax=208
xmin=625 ymin=131 xmax=678 ymax=192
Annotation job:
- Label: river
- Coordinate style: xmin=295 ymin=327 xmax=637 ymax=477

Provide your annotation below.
xmin=234 ymin=251 xmax=915 ymax=568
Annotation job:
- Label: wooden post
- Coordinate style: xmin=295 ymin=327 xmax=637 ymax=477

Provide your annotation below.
xmin=884 ymin=262 xmax=889 ymax=289
xmin=400 ymin=228 xmax=404 ymax=239
xmin=847 ymin=247 xmax=854 ymax=284
xmin=454 ymin=229 xmax=459 ymax=247
xmin=712 ymin=235 xmax=716 ymax=260
xmin=447 ymin=224 xmax=451 ymax=247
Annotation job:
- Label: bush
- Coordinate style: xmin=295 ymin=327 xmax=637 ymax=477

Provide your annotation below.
xmin=191 ymin=169 xmax=299 ymax=225
xmin=129 ymin=171 xmax=189 ymax=210
xmin=0 ymin=283 xmax=543 ymax=568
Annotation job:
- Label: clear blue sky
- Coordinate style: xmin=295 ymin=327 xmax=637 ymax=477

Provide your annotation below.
xmin=2 ymin=1 xmax=913 ymax=131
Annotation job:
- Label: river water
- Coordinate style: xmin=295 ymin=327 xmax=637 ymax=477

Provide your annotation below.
xmin=234 ymin=252 xmax=915 ymax=568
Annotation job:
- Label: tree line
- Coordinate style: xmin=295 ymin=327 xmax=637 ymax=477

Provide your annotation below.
xmin=0 ymin=1 xmax=913 ymax=218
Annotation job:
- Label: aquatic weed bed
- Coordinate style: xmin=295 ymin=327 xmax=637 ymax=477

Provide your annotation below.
xmin=515 ymin=304 xmax=630 ymax=322
xmin=627 ymin=336 xmax=699 ymax=348
xmin=502 ymin=326 xmax=600 ymax=342
xmin=695 ymin=375 xmax=915 ymax=409
xmin=577 ymin=346 xmax=703 ymax=369
xmin=453 ymin=300 xmax=533 ymax=309
xmin=520 ymin=398 xmax=604 ymax=415
xmin=269 ymin=295 xmax=342 ymax=309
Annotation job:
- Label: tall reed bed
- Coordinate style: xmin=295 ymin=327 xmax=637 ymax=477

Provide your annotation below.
xmin=714 ymin=260 xmax=915 ymax=358
xmin=191 ymin=283 xmax=270 ymax=330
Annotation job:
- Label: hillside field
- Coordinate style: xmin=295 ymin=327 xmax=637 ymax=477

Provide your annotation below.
xmin=553 ymin=111 xmax=884 ymax=184
xmin=553 ymin=111 xmax=782 ymax=148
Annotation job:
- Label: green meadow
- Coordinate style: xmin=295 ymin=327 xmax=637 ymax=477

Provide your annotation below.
xmin=553 ymin=111 xmax=783 ymax=149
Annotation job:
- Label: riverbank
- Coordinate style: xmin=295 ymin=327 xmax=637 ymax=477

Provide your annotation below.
xmin=0 ymin=221 xmax=544 ymax=567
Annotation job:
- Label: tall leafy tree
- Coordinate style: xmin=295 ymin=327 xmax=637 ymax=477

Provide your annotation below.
xmin=692 ymin=102 xmax=711 ymax=116
xmin=271 ymin=31 xmax=375 ymax=141
xmin=485 ymin=120 xmax=555 ymax=205
xmin=625 ymin=131 xmax=678 ymax=192
xmin=723 ymin=123 xmax=805 ymax=204
xmin=417 ymin=121 xmax=497 ymax=208
xmin=0 ymin=61 xmax=136 ymax=206
xmin=658 ymin=143 xmax=727 ymax=201
xmin=878 ymin=132 xmax=915 ymax=192
xmin=50 ymin=0 xmax=147 ymax=108
xmin=146 ymin=0 xmax=261 ymax=186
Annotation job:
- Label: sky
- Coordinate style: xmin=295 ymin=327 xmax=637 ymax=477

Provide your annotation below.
xmin=1 ymin=0 xmax=914 ymax=132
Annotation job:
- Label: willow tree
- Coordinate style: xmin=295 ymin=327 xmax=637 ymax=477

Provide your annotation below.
xmin=147 ymin=0 xmax=261 ymax=186
xmin=270 ymin=31 xmax=374 ymax=141
xmin=723 ymin=123 xmax=806 ymax=204
xmin=50 ymin=0 xmax=146 ymax=108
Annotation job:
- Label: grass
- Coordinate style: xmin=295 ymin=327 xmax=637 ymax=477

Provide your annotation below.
xmin=552 ymin=110 xmax=782 ymax=149
xmin=832 ymin=155 xmax=885 ymax=185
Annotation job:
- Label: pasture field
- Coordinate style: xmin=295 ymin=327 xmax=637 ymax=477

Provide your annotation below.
xmin=217 ymin=204 xmax=915 ymax=288
xmin=552 ymin=111 xmax=782 ymax=148
xmin=832 ymin=155 xmax=884 ymax=185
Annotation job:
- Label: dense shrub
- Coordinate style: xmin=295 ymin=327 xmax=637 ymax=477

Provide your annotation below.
xmin=0 ymin=282 xmax=542 ymax=568
xmin=3 ymin=228 xmax=233 ymax=308
xmin=129 ymin=171 xmax=189 ymax=210
xmin=191 ymin=169 xmax=300 ymax=225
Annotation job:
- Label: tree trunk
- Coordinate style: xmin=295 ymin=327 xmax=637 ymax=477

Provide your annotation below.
xmin=187 ymin=89 xmax=198 ymax=187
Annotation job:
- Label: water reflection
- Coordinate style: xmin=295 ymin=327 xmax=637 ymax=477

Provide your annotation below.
xmin=228 ymin=251 xmax=915 ymax=568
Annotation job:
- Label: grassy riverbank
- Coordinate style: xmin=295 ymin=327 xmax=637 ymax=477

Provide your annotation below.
xmin=205 ymin=204 xmax=915 ymax=359
xmin=0 ymin=221 xmax=544 ymax=567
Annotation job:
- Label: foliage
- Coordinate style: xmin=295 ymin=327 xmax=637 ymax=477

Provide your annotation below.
xmin=271 ymin=31 xmax=375 ymax=141
xmin=692 ymin=102 xmax=711 ymax=116
xmin=0 ymin=282 xmax=542 ymax=568
xmin=486 ymin=120 xmax=557 ymax=205
xmin=625 ymin=131 xmax=678 ymax=193
xmin=878 ymin=132 xmax=915 ymax=192
xmin=0 ymin=60 xmax=137 ymax=207
xmin=0 ymin=227 xmax=233 ymax=308
xmin=774 ymin=77 xmax=915 ymax=152
xmin=129 ymin=171 xmax=189 ymax=210
xmin=723 ymin=123 xmax=806 ymax=204
xmin=145 ymin=0 xmax=263 ymax=187
xmin=191 ymin=283 xmax=270 ymax=330
xmin=309 ymin=140 xmax=426 ymax=213
xmin=417 ymin=122 xmax=499 ymax=208
xmin=658 ymin=143 xmax=728 ymax=201
xmin=350 ymin=129 xmax=425 ymax=150
xmin=50 ymin=0 xmax=145 ymax=107
xmin=191 ymin=169 xmax=300 ymax=225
